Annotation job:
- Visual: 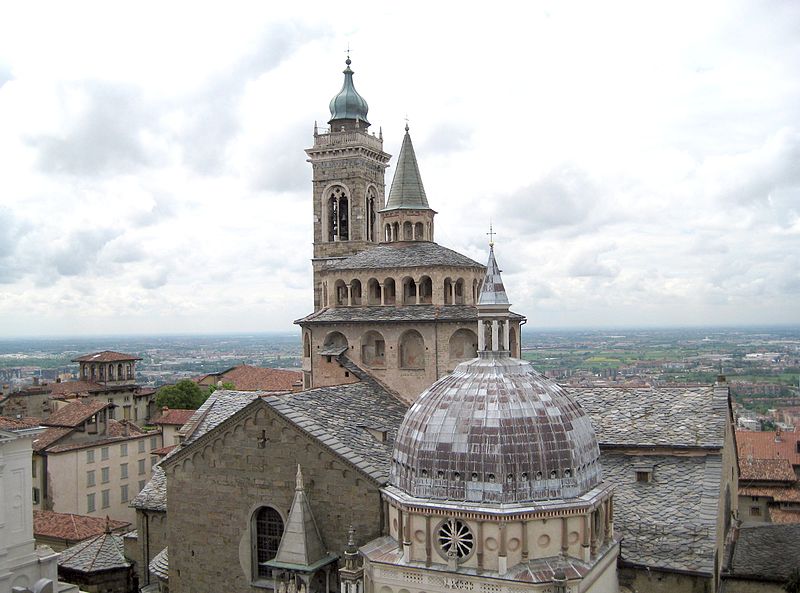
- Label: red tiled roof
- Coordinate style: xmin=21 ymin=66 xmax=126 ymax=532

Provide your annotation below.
xmin=152 ymin=444 xmax=177 ymax=456
xmin=0 ymin=416 xmax=41 ymax=431
xmin=33 ymin=427 xmax=72 ymax=452
xmin=737 ymin=429 xmax=800 ymax=467
xmin=72 ymin=351 xmax=142 ymax=363
xmin=739 ymin=458 xmax=797 ymax=483
xmin=34 ymin=511 xmax=130 ymax=542
xmin=153 ymin=408 xmax=195 ymax=426
xmin=193 ymin=365 xmax=302 ymax=392
xmin=43 ymin=400 xmax=108 ymax=428
xmin=768 ymin=508 xmax=800 ymax=524
xmin=49 ymin=381 xmax=105 ymax=397
xmin=740 ymin=486 xmax=800 ymax=503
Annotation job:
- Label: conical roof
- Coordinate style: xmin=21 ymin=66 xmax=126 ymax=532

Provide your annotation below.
xmin=383 ymin=127 xmax=430 ymax=210
xmin=478 ymin=245 xmax=509 ymax=306
xmin=328 ymin=58 xmax=369 ymax=127
xmin=272 ymin=465 xmax=328 ymax=567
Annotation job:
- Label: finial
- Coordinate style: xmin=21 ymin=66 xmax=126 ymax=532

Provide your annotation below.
xmin=104 ymin=515 xmax=111 ymax=534
xmin=345 ymin=43 xmax=351 ymax=66
xmin=404 ymin=114 xmax=409 ymax=132
xmin=347 ymin=524 xmax=356 ymax=547
xmin=296 ymin=464 xmax=304 ymax=491
xmin=487 ymin=221 xmax=496 ymax=247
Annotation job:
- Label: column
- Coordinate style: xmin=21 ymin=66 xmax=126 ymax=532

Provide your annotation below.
xmin=397 ymin=509 xmax=403 ymax=552
xmin=425 ymin=515 xmax=432 ymax=566
xmin=491 ymin=320 xmax=499 ymax=351
xmin=347 ymin=284 xmax=353 ymax=306
xmin=478 ymin=322 xmax=486 ymax=351
xmin=521 ymin=520 xmax=529 ymax=561
xmin=503 ymin=320 xmax=510 ymax=350
xmin=561 ymin=517 xmax=569 ymax=554
xmin=380 ymin=283 xmax=386 ymax=306
xmin=498 ymin=523 xmax=507 ymax=575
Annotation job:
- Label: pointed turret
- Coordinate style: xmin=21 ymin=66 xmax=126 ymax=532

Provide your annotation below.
xmin=477 ymin=238 xmax=512 ymax=354
xmin=328 ymin=57 xmax=370 ymax=130
xmin=379 ymin=125 xmax=436 ymax=242
xmin=272 ymin=465 xmax=328 ymax=567
xmin=384 ymin=125 xmax=430 ymax=210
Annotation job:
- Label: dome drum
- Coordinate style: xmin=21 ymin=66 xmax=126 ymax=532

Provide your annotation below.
xmin=391 ymin=356 xmax=603 ymax=504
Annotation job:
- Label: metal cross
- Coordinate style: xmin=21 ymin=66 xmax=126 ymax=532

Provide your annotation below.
xmin=487 ymin=222 xmax=496 ymax=246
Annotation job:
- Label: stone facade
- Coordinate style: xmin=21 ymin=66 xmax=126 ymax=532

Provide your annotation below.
xmin=163 ymin=399 xmax=388 ymax=593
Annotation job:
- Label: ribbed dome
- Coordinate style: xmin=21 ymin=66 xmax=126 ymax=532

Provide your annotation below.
xmin=328 ymin=58 xmax=370 ymax=127
xmin=391 ymin=355 xmax=602 ymax=503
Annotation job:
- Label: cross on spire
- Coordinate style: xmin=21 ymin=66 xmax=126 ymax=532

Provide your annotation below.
xmin=404 ymin=114 xmax=410 ymax=132
xmin=487 ymin=222 xmax=496 ymax=247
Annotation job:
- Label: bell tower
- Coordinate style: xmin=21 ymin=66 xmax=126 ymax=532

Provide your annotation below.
xmin=305 ymin=57 xmax=391 ymax=310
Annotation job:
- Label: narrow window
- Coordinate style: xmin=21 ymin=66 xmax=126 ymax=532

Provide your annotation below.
xmin=101 ymin=447 xmax=109 ymax=461
xmin=138 ymin=440 xmax=145 ymax=453
xmin=255 ymin=507 xmax=284 ymax=579
xmin=121 ymin=484 xmax=129 ymax=503
xmin=101 ymin=467 xmax=110 ymax=484
xmin=87 ymin=470 xmax=96 ymax=487
xmin=121 ymin=463 xmax=128 ymax=479
xmin=101 ymin=489 xmax=110 ymax=509
xmin=87 ymin=493 xmax=96 ymax=513
xmin=120 ymin=443 xmax=128 ymax=457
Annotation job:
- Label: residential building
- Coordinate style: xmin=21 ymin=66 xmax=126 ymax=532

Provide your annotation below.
xmin=152 ymin=408 xmax=195 ymax=446
xmin=32 ymin=399 xmax=163 ymax=523
xmin=193 ymin=365 xmax=303 ymax=392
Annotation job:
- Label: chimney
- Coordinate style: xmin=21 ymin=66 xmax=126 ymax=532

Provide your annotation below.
xmin=56 ymin=377 xmax=61 ymax=383
xmin=775 ymin=428 xmax=782 ymax=443
xmin=33 ymin=377 xmax=40 ymax=386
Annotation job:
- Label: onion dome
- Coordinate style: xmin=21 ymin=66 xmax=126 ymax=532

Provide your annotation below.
xmin=328 ymin=57 xmax=370 ymax=128
xmin=390 ymin=244 xmax=602 ymax=504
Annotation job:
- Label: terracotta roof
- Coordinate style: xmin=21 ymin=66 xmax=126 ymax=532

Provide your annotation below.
xmin=72 ymin=351 xmax=142 ymax=363
xmin=45 ymin=421 xmax=147 ymax=453
xmin=153 ymin=408 xmax=195 ymax=426
xmin=736 ymin=429 xmax=800 ymax=467
xmin=739 ymin=458 xmax=797 ymax=483
xmin=768 ymin=507 xmax=800 ymax=524
xmin=193 ymin=365 xmax=301 ymax=392
xmin=739 ymin=485 xmax=800 ymax=503
xmin=32 ymin=427 xmax=72 ymax=452
xmin=152 ymin=444 xmax=177 ymax=456
xmin=0 ymin=416 xmax=41 ymax=430
xmin=34 ymin=511 xmax=130 ymax=542
xmin=43 ymin=399 xmax=108 ymax=428
xmin=49 ymin=381 xmax=105 ymax=397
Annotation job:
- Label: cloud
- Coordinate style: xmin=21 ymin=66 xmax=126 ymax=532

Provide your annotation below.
xmin=49 ymin=228 xmax=121 ymax=277
xmin=421 ymin=122 xmax=474 ymax=154
xmin=139 ymin=268 xmax=169 ymax=290
xmin=28 ymin=81 xmax=153 ymax=176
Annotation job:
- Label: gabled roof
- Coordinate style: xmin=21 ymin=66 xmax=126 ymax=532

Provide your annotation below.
xmin=45 ymin=420 xmax=146 ymax=454
xmin=382 ymin=127 xmax=430 ymax=211
xmin=192 ymin=365 xmax=302 ymax=392
xmin=43 ymin=399 xmax=109 ymax=428
xmin=179 ymin=390 xmax=263 ymax=446
xmin=34 ymin=511 xmax=130 ymax=542
xmin=0 ymin=416 xmax=41 ymax=431
xmin=72 ymin=351 xmax=142 ymax=363
xmin=570 ymin=386 xmax=728 ymax=449
xmin=739 ymin=458 xmax=797 ymax=482
xmin=58 ymin=532 xmax=130 ymax=573
xmin=131 ymin=466 xmax=167 ymax=512
xmin=316 ymin=241 xmax=483 ymax=272
xmin=49 ymin=380 xmax=105 ymax=397
xmin=32 ymin=427 xmax=72 ymax=452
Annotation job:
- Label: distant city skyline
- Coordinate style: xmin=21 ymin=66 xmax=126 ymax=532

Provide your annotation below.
xmin=1 ymin=1 xmax=798 ymax=337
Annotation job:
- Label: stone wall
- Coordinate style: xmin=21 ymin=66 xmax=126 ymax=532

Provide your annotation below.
xmin=618 ymin=565 xmax=710 ymax=593
xmin=129 ymin=509 xmax=168 ymax=588
xmin=165 ymin=402 xmax=385 ymax=593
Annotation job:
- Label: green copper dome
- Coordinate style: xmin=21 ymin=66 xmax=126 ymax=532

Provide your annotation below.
xmin=328 ymin=58 xmax=370 ymax=127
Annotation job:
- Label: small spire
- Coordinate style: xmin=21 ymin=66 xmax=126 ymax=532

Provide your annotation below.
xmin=487 ymin=221 xmax=496 ymax=247
xmin=347 ymin=525 xmax=356 ymax=548
xmin=296 ymin=464 xmax=304 ymax=491
xmin=104 ymin=515 xmax=111 ymax=534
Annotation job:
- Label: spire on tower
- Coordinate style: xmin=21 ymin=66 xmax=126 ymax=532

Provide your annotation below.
xmin=328 ymin=55 xmax=370 ymax=128
xmin=383 ymin=127 xmax=430 ymax=210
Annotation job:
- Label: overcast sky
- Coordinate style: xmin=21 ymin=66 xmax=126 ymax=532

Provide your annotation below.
xmin=0 ymin=1 xmax=798 ymax=337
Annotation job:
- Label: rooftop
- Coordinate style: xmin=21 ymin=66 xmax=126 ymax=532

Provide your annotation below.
xmin=0 ymin=416 xmax=41 ymax=431
xmin=316 ymin=241 xmax=483 ymax=272
xmin=72 ymin=351 xmax=142 ymax=363
xmin=131 ymin=465 xmax=167 ymax=512
xmin=193 ymin=365 xmax=301 ymax=392
xmin=297 ymin=304 xmax=524 ymax=326
xmin=42 ymin=399 xmax=109 ymax=428
xmin=58 ymin=532 xmax=130 ymax=573
xmin=34 ymin=511 xmax=130 ymax=542
xmin=153 ymin=408 xmax=196 ymax=427
xmin=737 ymin=429 xmax=800 ymax=467
xmin=726 ymin=524 xmax=800 ymax=582
xmin=382 ymin=127 xmax=430 ymax=211
xmin=739 ymin=457 xmax=797 ymax=483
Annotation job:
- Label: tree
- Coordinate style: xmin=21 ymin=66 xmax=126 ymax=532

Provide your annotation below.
xmin=155 ymin=379 xmax=209 ymax=410
xmin=208 ymin=381 xmax=236 ymax=395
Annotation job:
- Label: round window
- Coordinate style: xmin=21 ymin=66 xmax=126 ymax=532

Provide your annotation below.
xmin=437 ymin=518 xmax=474 ymax=560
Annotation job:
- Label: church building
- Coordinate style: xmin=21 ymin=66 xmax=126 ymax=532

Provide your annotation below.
xmin=129 ymin=57 xmax=739 ymax=593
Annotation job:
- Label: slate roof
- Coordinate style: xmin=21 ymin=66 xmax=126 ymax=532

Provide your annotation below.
xmin=317 ymin=242 xmax=483 ymax=272
xmin=34 ymin=511 xmax=130 ymax=542
xmin=569 ymin=386 xmax=727 ymax=448
xmin=297 ymin=304 xmax=524 ymax=325
xmin=739 ymin=458 xmax=797 ymax=483
xmin=180 ymin=390 xmax=263 ymax=445
xmin=131 ymin=465 xmax=167 ymax=512
xmin=149 ymin=547 xmax=169 ymax=580
xmin=737 ymin=429 xmax=800 ymax=466
xmin=72 ymin=351 xmax=142 ymax=362
xmin=266 ymin=380 xmax=408 ymax=483
xmin=58 ymin=532 xmax=130 ymax=573
xmin=383 ymin=128 xmax=430 ymax=211
xmin=603 ymin=452 xmax=722 ymax=574
xmin=478 ymin=245 xmax=509 ymax=305
xmin=43 ymin=399 xmax=109 ymax=428
xmin=726 ymin=524 xmax=800 ymax=581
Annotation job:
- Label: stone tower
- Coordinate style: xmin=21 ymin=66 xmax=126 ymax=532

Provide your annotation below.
xmin=305 ymin=57 xmax=391 ymax=311
xmin=297 ymin=59 xmax=525 ymax=401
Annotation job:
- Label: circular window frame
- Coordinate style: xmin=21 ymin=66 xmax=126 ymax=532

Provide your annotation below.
xmin=434 ymin=517 xmax=476 ymax=563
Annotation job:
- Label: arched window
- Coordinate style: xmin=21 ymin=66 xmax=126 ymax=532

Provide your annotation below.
xmin=443 ymin=278 xmax=453 ymax=305
xmin=403 ymin=221 xmax=413 ymax=241
xmin=384 ymin=223 xmax=392 ymax=242
xmin=383 ymin=278 xmax=396 ymax=305
xmin=399 ymin=329 xmax=425 ymax=369
xmin=392 ymin=222 xmax=399 ymax=242
xmin=350 ymin=279 xmax=362 ymax=305
xmin=418 ymin=276 xmax=432 ymax=304
xmin=327 ymin=186 xmax=349 ymax=241
xmin=367 ymin=278 xmax=382 ymax=305
xmin=361 ymin=330 xmax=386 ymax=368
xmin=402 ymin=277 xmax=417 ymax=305
xmin=303 ymin=333 xmax=311 ymax=358
xmin=126 ymin=364 xmax=132 ymax=379
xmin=449 ymin=329 xmax=478 ymax=364
xmin=254 ymin=506 xmax=284 ymax=579
xmin=91 ymin=364 xmax=96 ymax=380
xmin=323 ymin=331 xmax=349 ymax=351
xmin=117 ymin=364 xmax=123 ymax=380
xmin=107 ymin=364 xmax=114 ymax=380
xmin=414 ymin=222 xmax=424 ymax=240
xmin=454 ymin=278 xmax=465 ymax=304
xmin=334 ymin=280 xmax=348 ymax=306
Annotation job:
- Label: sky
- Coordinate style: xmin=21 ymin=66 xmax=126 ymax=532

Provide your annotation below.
xmin=0 ymin=1 xmax=799 ymax=337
